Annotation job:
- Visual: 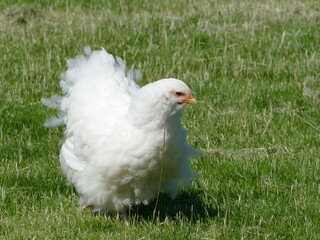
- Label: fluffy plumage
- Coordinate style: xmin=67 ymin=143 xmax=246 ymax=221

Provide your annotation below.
xmin=43 ymin=47 xmax=198 ymax=215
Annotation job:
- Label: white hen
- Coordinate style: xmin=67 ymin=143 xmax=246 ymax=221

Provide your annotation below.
xmin=43 ymin=47 xmax=198 ymax=216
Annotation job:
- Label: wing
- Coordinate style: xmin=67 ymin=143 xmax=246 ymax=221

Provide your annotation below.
xmin=44 ymin=47 xmax=142 ymax=171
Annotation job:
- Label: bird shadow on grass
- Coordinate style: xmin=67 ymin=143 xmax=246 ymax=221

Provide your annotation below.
xmin=6 ymin=173 xmax=217 ymax=223
xmin=127 ymin=190 xmax=218 ymax=223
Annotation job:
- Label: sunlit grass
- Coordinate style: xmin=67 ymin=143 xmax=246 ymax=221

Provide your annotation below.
xmin=1 ymin=0 xmax=320 ymax=239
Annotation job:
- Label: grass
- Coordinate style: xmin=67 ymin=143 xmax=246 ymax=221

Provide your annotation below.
xmin=1 ymin=0 xmax=320 ymax=239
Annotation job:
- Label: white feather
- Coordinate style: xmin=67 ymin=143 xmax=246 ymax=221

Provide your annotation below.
xmin=43 ymin=47 xmax=198 ymax=214
xmin=43 ymin=116 xmax=65 ymax=128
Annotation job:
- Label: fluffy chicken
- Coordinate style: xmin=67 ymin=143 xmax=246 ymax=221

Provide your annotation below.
xmin=42 ymin=47 xmax=198 ymax=217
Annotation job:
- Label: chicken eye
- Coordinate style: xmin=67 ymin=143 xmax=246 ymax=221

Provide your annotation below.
xmin=174 ymin=91 xmax=184 ymax=96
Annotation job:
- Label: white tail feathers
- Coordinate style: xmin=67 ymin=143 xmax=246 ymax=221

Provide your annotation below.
xmin=128 ymin=66 xmax=142 ymax=83
xmin=83 ymin=45 xmax=92 ymax=56
xmin=41 ymin=95 xmax=64 ymax=127
xmin=44 ymin=116 xmax=65 ymax=128
xmin=42 ymin=46 xmax=142 ymax=129
xmin=41 ymin=95 xmax=62 ymax=110
xmin=115 ymin=53 xmax=142 ymax=83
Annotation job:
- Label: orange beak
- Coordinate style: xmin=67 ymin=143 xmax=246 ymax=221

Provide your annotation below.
xmin=183 ymin=94 xmax=197 ymax=104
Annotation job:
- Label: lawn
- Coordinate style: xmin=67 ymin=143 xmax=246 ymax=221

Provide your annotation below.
xmin=1 ymin=0 xmax=320 ymax=239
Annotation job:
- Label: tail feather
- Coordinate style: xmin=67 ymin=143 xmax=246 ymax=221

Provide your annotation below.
xmin=42 ymin=95 xmax=65 ymax=127
xmin=44 ymin=116 xmax=65 ymax=128
xmin=127 ymin=65 xmax=142 ymax=84
xmin=41 ymin=95 xmax=62 ymax=110
xmin=42 ymin=46 xmax=142 ymax=130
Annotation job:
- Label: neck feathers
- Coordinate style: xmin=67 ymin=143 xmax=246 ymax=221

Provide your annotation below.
xmin=126 ymin=97 xmax=182 ymax=131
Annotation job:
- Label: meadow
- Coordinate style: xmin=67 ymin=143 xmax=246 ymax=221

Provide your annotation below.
xmin=1 ymin=0 xmax=320 ymax=239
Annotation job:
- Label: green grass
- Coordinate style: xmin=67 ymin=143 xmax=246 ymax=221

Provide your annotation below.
xmin=1 ymin=0 xmax=320 ymax=239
